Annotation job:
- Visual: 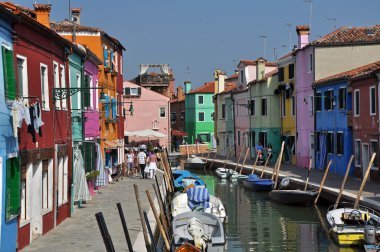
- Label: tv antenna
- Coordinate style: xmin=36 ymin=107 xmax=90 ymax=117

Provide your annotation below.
xmin=259 ymin=35 xmax=267 ymax=59
xmin=285 ymin=23 xmax=292 ymax=51
xmin=303 ymin=0 xmax=313 ymax=34
xmin=327 ymin=17 xmax=337 ymax=30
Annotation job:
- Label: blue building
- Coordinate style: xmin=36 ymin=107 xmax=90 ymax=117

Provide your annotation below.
xmin=0 ymin=10 xmax=20 ymax=252
xmin=313 ymin=79 xmax=353 ymax=176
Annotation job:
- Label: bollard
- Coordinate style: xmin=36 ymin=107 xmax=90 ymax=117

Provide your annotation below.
xmin=143 ymin=210 xmax=158 ymax=252
xmin=116 ymin=203 xmax=134 ymax=252
xmin=95 ymin=212 xmax=115 ymax=252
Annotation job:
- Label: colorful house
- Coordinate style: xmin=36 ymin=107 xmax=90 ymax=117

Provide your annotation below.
xmin=295 ymin=25 xmax=380 ymax=169
xmin=123 ymin=81 xmax=170 ymax=148
xmin=170 ymin=85 xmax=186 ymax=151
xmin=276 ymin=53 xmax=296 ymax=165
xmin=249 ymin=58 xmax=280 ymax=160
xmin=313 ymin=73 xmax=353 ymax=176
xmin=0 ymin=6 xmax=19 ymax=252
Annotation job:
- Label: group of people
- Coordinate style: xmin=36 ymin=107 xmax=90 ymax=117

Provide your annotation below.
xmin=125 ymin=145 xmax=161 ymax=179
xmin=255 ymin=142 xmax=273 ymax=163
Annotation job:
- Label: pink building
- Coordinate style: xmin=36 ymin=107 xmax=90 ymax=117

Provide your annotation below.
xmin=123 ymin=81 xmax=170 ymax=148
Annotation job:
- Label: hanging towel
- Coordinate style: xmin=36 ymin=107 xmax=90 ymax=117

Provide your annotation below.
xmin=33 ymin=102 xmax=44 ymax=136
xmin=95 ymin=143 xmax=106 ymax=187
xmin=73 ymin=149 xmax=91 ymax=201
xmin=28 ymin=106 xmax=36 ymax=142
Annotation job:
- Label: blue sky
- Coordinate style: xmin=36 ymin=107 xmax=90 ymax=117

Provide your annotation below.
xmin=14 ymin=0 xmax=380 ymax=88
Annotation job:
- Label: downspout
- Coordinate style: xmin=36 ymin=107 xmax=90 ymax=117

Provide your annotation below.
xmin=249 ymin=85 xmax=252 ymax=159
xmin=231 ymin=92 xmax=236 ymax=158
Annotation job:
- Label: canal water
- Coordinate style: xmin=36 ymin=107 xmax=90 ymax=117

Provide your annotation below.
xmin=186 ymin=169 xmax=364 ymax=252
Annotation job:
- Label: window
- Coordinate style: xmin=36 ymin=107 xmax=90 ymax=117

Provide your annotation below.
xmin=211 ymin=112 xmax=214 ymax=121
xmin=198 ymin=112 xmax=205 ymax=122
xmin=76 ymin=74 xmax=81 ymax=108
xmin=326 ymin=132 xmax=334 ymax=154
xmin=58 ymin=157 xmax=63 ymax=206
xmin=240 ymin=70 xmax=244 ymax=83
xmin=63 ymin=156 xmax=68 ymax=202
xmin=159 ymin=107 xmax=166 ymax=118
xmin=170 ymin=112 xmax=176 ymax=123
xmin=198 ymin=95 xmax=204 ymax=104
xmin=337 ymin=132 xmax=344 ymax=155
xmin=53 ymin=62 xmax=60 ymax=109
xmin=103 ymin=45 xmax=109 ymax=68
xmin=258 ymin=132 xmax=267 ymax=147
xmin=354 ymin=89 xmax=360 ymax=116
xmin=198 ymin=133 xmax=210 ymax=143
xmin=278 ymin=67 xmax=284 ymax=82
xmin=124 ymin=87 xmax=141 ymax=96
xmin=20 ymin=164 xmax=29 ymax=222
xmin=261 ymin=98 xmax=267 ymax=116
xmin=83 ymin=75 xmax=91 ymax=108
xmin=95 ymin=80 xmax=99 ymax=110
xmin=324 ymin=90 xmax=334 ymax=110
xmin=315 ymin=132 xmax=320 ymax=152
xmin=287 ymin=136 xmax=296 ymax=155
xmin=250 ymin=99 xmax=255 ymax=116
xmin=42 ymin=160 xmax=48 ymax=209
xmin=238 ymin=131 xmax=241 ymax=146
xmin=40 ymin=64 xmax=49 ymax=110
xmin=281 ymin=94 xmax=286 ymax=117
xmin=355 ymin=140 xmax=361 ymax=166
xmin=370 ymin=140 xmax=378 ymax=168
xmin=17 ymin=55 xmax=28 ymax=99
xmin=315 ymin=92 xmax=322 ymax=112
xmin=291 ymin=96 xmax=295 ymax=116
xmin=2 ymin=45 xmax=16 ymax=100
xmin=60 ymin=65 xmax=67 ymax=109
xmin=338 ymin=87 xmax=346 ymax=110
xmin=221 ymin=104 xmax=226 ymax=119
xmin=370 ymin=86 xmax=376 ymax=115
xmin=6 ymin=157 xmax=20 ymax=221
xmin=308 ymin=53 xmax=313 ymax=72
xmin=289 ymin=64 xmax=295 ymax=79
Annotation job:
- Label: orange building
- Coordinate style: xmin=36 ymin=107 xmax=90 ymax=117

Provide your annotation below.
xmin=51 ymin=9 xmax=126 ymax=172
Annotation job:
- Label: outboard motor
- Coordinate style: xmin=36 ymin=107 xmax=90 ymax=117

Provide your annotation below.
xmin=279 ymin=177 xmax=291 ymax=189
xmin=364 ymin=225 xmax=377 ymax=245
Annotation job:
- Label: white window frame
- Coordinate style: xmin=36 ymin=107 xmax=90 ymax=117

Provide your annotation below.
xmin=40 ymin=63 xmax=49 ymax=110
xmin=16 ymin=55 xmax=28 ymax=99
xmin=58 ymin=157 xmax=63 ymax=206
xmin=20 ymin=163 xmax=32 ymax=226
xmin=76 ymin=73 xmax=81 ymax=108
xmin=369 ymin=140 xmax=378 ymax=169
xmin=53 ymin=62 xmax=60 ymax=109
xmin=88 ymin=75 xmax=94 ymax=109
xmin=198 ymin=95 xmax=204 ymax=105
xmin=370 ymin=86 xmax=376 ymax=115
xmin=198 ymin=111 xmax=205 ymax=122
xmin=130 ymin=87 xmax=139 ymax=96
xmin=63 ymin=156 xmax=68 ymax=203
xmin=338 ymin=86 xmax=347 ymax=110
xmin=159 ymin=107 xmax=166 ymax=118
xmin=60 ymin=65 xmax=67 ymax=110
xmin=354 ymin=89 xmax=360 ymax=117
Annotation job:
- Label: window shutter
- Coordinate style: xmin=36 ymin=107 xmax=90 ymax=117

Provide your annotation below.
xmin=124 ymin=87 xmax=130 ymax=95
xmin=112 ymin=98 xmax=116 ymax=120
xmin=80 ymin=142 xmax=95 ymax=173
xmin=2 ymin=47 xmax=16 ymax=100
xmin=110 ymin=50 xmax=114 ymax=71
xmin=84 ymin=75 xmax=90 ymax=107
xmin=6 ymin=157 xmax=20 ymax=221
xmin=103 ymin=46 xmax=108 ymax=68
xmin=137 ymin=87 xmax=141 ymax=96
xmin=105 ymin=96 xmax=109 ymax=118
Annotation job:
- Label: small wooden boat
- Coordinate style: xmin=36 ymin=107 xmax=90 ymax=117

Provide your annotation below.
xmin=269 ymin=189 xmax=318 ymax=206
xmin=171 ymin=211 xmax=225 ymax=252
xmin=175 ymin=242 xmax=201 ymax=252
xmin=242 ymin=174 xmax=274 ymax=192
xmin=172 ymin=170 xmax=205 ymax=191
xmin=232 ymin=148 xmax=250 ymax=182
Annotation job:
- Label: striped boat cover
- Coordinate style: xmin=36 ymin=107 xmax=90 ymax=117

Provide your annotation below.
xmin=187 ymin=187 xmax=210 ymax=210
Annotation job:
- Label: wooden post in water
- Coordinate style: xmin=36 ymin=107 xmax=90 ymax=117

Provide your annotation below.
xmin=133 ymin=184 xmax=150 ymax=251
xmin=203 ymin=148 xmax=212 ymax=169
xmin=271 ymin=141 xmax=285 ymax=181
xmin=146 ymin=190 xmax=171 ymax=251
xmin=223 ymin=148 xmax=234 ymax=169
xmin=251 ymin=154 xmax=260 ymax=174
xmin=314 ymin=159 xmax=332 ymax=204
xmin=240 ymin=148 xmax=250 ymax=174
xmin=354 ymin=153 xmax=376 ymax=209
xmin=304 ymin=158 xmax=313 ymax=191
xmin=273 ymin=141 xmax=285 ymax=188
xmin=333 ymin=155 xmax=354 ymax=208
xmin=209 ymin=150 xmax=218 ymax=170
xmin=260 ymin=153 xmax=272 ymax=178
xmin=234 ymin=146 xmax=244 ymax=171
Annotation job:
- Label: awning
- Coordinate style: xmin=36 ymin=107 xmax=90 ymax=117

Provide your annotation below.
xmin=124 ymin=129 xmax=167 ymax=138
xmin=104 ymin=140 xmax=118 ymax=149
xmin=172 ymin=129 xmax=187 ymax=137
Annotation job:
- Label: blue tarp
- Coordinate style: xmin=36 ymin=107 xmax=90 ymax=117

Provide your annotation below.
xmin=187 ymin=187 xmax=210 ymax=210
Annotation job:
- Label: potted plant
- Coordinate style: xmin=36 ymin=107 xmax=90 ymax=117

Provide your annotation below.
xmin=86 ymin=170 xmax=100 ymax=197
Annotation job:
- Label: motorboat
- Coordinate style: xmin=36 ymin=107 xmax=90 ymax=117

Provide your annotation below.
xmin=171 ymin=187 xmax=227 ymax=223
xmin=215 ymin=168 xmax=235 ymax=179
xmin=175 ymin=242 xmax=201 ymax=252
xmin=185 ymin=155 xmax=206 ymax=169
xmin=172 ymin=170 xmax=205 ymax=191
xmin=171 ymin=211 xmax=225 ymax=252
xmin=242 ymin=174 xmax=274 ymax=192
xmin=326 ymin=202 xmax=380 ymax=246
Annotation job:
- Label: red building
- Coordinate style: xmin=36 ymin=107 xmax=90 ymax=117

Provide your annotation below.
xmin=1 ymin=3 xmax=74 ymax=249
xmin=170 ymin=84 xmax=186 ymax=150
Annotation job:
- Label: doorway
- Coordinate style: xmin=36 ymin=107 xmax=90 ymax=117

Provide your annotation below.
xmin=30 ymin=161 xmax=42 ymax=241
xmin=362 ymin=144 xmax=370 ymax=179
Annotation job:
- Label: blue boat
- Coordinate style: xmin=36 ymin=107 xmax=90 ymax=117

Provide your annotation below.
xmin=172 ymin=170 xmax=205 ymax=191
xmin=242 ymin=174 xmax=274 ymax=192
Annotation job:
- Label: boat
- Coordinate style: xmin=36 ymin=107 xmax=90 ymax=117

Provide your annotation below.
xmin=185 ymin=155 xmax=206 ymax=169
xmin=175 ymin=242 xmax=201 ymax=252
xmin=326 ymin=202 xmax=380 ymax=246
xmin=171 ymin=187 xmax=227 ymax=223
xmin=171 ymin=211 xmax=226 ymax=252
xmin=364 ymin=244 xmax=380 ymax=252
xmin=172 ymin=170 xmax=205 ymax=191
xmin=215 ymin=168 xmax=235 ymax=179
xmin=242 ymin=174 xmax=274 ymax=192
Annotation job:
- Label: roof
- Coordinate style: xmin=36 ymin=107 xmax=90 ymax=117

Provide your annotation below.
xmin=248 ymin=69 xmax=278 ymax=85
xmin=51 ymin=21 xmax=126 ymax=50
xmin=188 ymin=81 xmax=214 ymax=94
xmin=311 ymin=25 xmax=380 ymax=47
xmin=226 ymin=73 xmax=238 ymax=80
xmin=277 ymin=52 xmax=293 ymax=61
xmin=314 ymin=61 xmax=380 ymax=86
xmin=170 ymin=96 xmax=185 ymax=103
xmin=218 ymin=83 xmax=237 ymax=95
xmin=238 ymin=59 xmax=277 ymax=67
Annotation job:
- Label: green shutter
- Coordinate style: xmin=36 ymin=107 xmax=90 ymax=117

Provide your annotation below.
xmin=2 ymin=47 xmax=16 ymax=100
xmin=84 ymin=75 xmax=90 ymax=107
xmin=6 ymin=157 xmax=20 ymax=221
xmin=80 ymin=142 xmax=95 ymax=173
xmin=124 ymin=87 xmax=130 ymax=95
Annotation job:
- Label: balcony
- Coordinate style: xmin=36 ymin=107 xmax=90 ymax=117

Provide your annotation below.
xmin=139 ymin=73 xmax=172 ymax=87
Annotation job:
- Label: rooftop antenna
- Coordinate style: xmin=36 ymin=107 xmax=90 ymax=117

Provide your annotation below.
xmin=186 ymin=66 xmax=190 ymax=79
xmin=259 ymin=35 xmax=267 ymax=59
xmin=304 ymin=0 xmax=313 ymax=34
xmin=69 ymin=0 xmax=71 ymax=21
xmin=273 ymin=48 xmax=278 ymax=62
xmin=281 ymin=45 xmax=287 ymax=55
xmin=285 ymin=23 xmax=292 ymax=52
xmin=327 ymin=17 xmax=337 ymax=30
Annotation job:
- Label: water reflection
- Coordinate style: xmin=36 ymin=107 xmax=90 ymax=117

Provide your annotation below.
xmin=190 ymin=170 xmax=364 ymax=252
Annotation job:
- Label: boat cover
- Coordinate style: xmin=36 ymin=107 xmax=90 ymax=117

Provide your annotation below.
xmin=187 ymin=187 xmax=210 ymax=210
xmin=248 ymin=174 xmax=259 ymax=181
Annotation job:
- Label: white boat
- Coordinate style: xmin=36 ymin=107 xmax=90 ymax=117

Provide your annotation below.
xmin=215 ymin=168 xmax=235 ymax=179
xmin=185 ymin=155 xmax=206 ymax=169
xmin=171 ymin=188 xmax=227 ymax=223
xmin=326 ymin=203 xmax=380 ymax=246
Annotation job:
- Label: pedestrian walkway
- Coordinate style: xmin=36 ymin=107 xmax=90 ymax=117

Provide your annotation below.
xmin=23 ymin=174 xmax=164 ymax=252
xmin=203 ymin=154 xmax=380 ymax=211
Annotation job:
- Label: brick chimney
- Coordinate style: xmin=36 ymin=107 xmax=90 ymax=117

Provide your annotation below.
xmin=256 ymin=57 xmax=266 ymax=81
xmin=71 ymin=8 xmax=81 ymax=25
xmin=296 ymin=25 xmax=310 ymax=49
xmin=214 ymin=70 xmax=226 ymax=94
xmin=177 ymin=86 xmax=184 ymax=101
xmin=184 ymin=81 xmax=192 ymax=94
xmin=33 ymin=4 xmax=51 ymax=28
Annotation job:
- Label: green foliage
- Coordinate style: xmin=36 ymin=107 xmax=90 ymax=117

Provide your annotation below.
xmin=86 ymin=170 xmax=100 ymax=181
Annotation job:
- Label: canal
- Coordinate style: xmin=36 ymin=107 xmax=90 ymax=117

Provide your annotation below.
xmin=186 ymin=169 xmax=364 ymax=252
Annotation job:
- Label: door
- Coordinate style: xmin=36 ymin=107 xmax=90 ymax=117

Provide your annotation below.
xmin=310 ymin=133 xmax=315 ymax=169
xmin=362 ymin=144 xmax=370 ymax=179
xmin=30 ymin=161 xmax=42 ymax=240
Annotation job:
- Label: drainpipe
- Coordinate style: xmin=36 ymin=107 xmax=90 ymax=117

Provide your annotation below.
xmin=231 ymin=92 xmax=236 ymax=158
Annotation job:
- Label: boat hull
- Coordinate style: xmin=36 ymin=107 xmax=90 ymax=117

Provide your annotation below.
xmin=215 ymin=168 xmax=233 ymax=179
xmin=268 ymin=190 xmax=317 ymax=206
xmin=243 ymin=179 xmax=273 ymax=192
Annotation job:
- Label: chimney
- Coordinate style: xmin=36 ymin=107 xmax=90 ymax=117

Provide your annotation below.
xmin=296 ymin=25 xmax=310 ymax=49
xmin=71 ymin=8 xmax=81 ymax=25
xmin=214 ymin=70 xmax=226 ymax=94
xmin=33 ymin=4 xmax=51 ymax=28
xmin=184 ymin=81 xmax=192 ymax=94
xmin=256 ymin=57 xmax=266 ymax=81
xmin=177 ymin=86 xmax=184 ymax=101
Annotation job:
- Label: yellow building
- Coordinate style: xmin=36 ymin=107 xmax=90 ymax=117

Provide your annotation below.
xmin=277 ymin=53 xmax=296 ymax=165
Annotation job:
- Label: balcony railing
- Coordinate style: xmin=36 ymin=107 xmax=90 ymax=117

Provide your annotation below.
xmin=139 ymin=73 xmax=172 ymax=87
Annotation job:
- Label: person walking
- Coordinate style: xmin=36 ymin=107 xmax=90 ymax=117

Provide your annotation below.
xmin=137 ymin=148 xmax=147 ymax=178
xmin=146 ymin=149 xmax=158 ymax=179
xmin=126 ymin=149 xmax=135 ymax=177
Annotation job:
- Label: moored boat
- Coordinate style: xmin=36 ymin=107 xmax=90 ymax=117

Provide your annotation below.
xmin=268 ymin=189 xmax=318 ymax=206
xmin=175 ymin=242 xmax=201 ymax=252
xmin=242 ymin=174 xmax=274 ymax=192
xmin=172 ymin=170 xmax=205 ymax=191
xmin=185 ymin=155 xmax=206 ymax=169
xmin=215 ymin=168 xmax=235 ymax=179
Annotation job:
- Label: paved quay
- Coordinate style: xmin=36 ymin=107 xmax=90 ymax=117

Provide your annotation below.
xmin=202 ymin=154 xmax=380 ymax=211
xmin=23 ymin=173 xmax=165 ymax=252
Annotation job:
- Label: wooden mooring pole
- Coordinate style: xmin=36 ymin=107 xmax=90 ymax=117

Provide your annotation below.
xmin=314 ymin=159 xmax=332 ymax=204
xmin=354 ymin=153 xmax=376 ymax=208
xmin=333 ymin=155 xmax=354 ymax=208
xmin=133 ymin=184 xmax=150 ymax=252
